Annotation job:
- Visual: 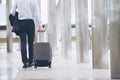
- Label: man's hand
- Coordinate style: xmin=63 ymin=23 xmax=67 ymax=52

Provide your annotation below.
xmin=38 ymin=26 xmax=45 ymax=32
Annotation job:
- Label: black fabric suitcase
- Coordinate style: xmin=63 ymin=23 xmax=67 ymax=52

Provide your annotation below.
xmin=33 ymin=32 xmax=52 ymax=68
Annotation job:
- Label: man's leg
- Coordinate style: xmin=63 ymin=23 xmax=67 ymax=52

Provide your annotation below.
xmin=19 ymin=32 xmax=28 ymax=68
xmin=28 ymin=24 xmax=35 ymax=66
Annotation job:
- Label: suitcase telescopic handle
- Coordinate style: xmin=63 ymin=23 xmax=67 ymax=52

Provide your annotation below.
xmin=37 ymin=30 xmax=47 ymax=42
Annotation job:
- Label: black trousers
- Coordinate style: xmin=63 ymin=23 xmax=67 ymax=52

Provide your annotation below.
xmin=19 ymin=19 xmax=35 ymax=64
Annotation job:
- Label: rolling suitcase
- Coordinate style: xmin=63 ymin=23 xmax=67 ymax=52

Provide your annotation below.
xmin=34 ymin=32 xmax=52 ymax=68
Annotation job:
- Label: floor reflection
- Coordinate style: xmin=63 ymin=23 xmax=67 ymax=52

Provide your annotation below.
xmin=0 ymin=52 xmax=112 ymax=80
xmin=0 ymin=43 xmax=116 ymax=80
xmin=0 ymin=67 xmax=18 ymax=80
xmin=0 ymin=52 xmax=18 ymax=80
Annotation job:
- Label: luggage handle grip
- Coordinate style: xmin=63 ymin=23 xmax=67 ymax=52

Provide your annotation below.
xmin=37 ymin=30 xmax=45 ymax=32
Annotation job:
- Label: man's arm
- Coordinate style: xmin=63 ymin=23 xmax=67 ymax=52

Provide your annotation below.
xmin=10 ymin=1 xmax=17 ymax=16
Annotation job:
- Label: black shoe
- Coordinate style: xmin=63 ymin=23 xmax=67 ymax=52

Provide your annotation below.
xmin=23 ymin=64 xmax=28 ymax=68
xmin=28 ymin=63 xmax=33 ymax=67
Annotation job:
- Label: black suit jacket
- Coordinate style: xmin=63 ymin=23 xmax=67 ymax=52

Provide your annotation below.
xmin=9 ymin=12 xmax=20 ymax=35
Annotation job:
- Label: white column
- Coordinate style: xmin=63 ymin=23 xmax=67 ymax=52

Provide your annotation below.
xmin=91 ymin=0 xmax=109 ymax=68
xmin=75 ymin=0 xmax=89 ymax=63
xmin=47 ymin=0 xmax=57 ymax=55
xmin=60 ymin=0 xmax=71 ymax=58
xmin=109 ymin=0 xmax=120 ymax=79
xmin=56 ymin=0 xmax=61 ymax=49
xmin=6 ymin=0 xmax=13 ymax=52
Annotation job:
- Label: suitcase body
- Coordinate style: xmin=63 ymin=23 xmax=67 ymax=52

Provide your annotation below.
xmin=34 ymin=42 xmax=52 ymax=68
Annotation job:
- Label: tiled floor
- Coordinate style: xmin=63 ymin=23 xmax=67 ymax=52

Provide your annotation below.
xmin=0 ymin=53 xmax=18 ymax=80
xmin=0 ymin=43 xmax=118 ymax=80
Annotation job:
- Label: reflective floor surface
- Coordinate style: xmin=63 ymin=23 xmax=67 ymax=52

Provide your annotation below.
xmin=0 ymin=43 xmax=118 ymax=80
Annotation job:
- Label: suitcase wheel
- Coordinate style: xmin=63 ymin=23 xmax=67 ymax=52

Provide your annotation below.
xmin=48 ymin=65 xmax=51 ymax=68
xmin=34 ymin=62 xmax=37 ymax=68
